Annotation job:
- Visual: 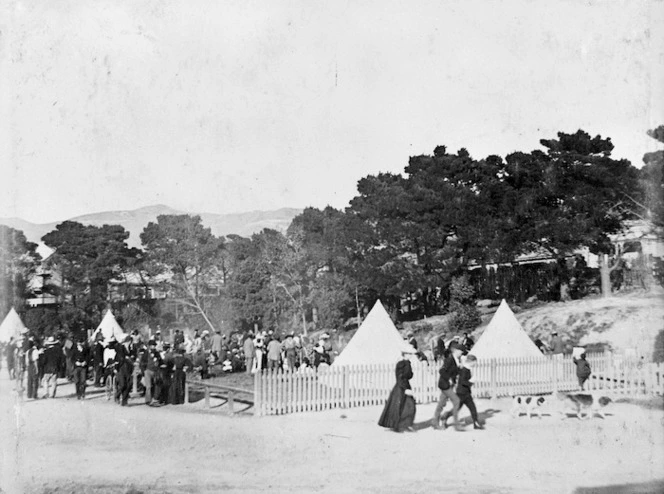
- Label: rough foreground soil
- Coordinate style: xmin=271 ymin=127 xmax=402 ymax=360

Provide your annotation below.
xmin=1 ymin=373 xmax=663 ymax=494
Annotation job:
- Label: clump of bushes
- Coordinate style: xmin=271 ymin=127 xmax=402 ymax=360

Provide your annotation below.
xmin=448 ymin=275 xmax=482 ymax=333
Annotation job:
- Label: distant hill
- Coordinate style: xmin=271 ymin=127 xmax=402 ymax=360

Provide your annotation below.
xmin=0 ymin=205 xmax=303 ymax=247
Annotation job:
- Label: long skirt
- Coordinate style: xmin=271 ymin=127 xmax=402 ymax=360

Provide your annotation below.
xmin=169 ymin=369 xmax=186 ymax=405
xmin=27 ymin=366 xmax=39 ymax=399
xmin=378 ymin=386 xmax=416 ymax=431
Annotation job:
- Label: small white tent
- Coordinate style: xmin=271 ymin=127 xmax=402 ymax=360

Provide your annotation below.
xmin=332 ymin=300 xmax=415 ymax=367
xmin=0 ymin=308 xmax=28 ymax=343
xmin=94 ymin=310 xmax=127 ymax=342
xmin=470 ymin=299 xmax=544 ymax=360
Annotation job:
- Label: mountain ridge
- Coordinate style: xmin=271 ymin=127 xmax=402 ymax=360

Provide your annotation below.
xmin=0 ymin=205 xmax=303 ymax=247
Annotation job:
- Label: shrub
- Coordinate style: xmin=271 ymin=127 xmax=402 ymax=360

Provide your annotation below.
xmin=448 ymin=274 xmax=482 ymax=333
xmin=653 ymin=330 xmax=664 ymax=363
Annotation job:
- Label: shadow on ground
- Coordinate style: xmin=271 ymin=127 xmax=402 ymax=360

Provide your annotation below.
xmin=574 ymin=478 xmax=664 ymax=494
xmin=412 ymin=408 xmax=502 ymax=431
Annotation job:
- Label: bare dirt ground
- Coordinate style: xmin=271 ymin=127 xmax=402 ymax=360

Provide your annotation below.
xmin=1 ymin=372 xmax=663 ymax=494
xmin=516 ymin=288 xmax=664 ymax=359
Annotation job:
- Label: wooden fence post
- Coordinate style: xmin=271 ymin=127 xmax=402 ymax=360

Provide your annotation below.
xmin=228 ymin=390 xmax=235 ymax=414
xmin=552 ymin=355 xmax=559 ymax=394
xmin=490 ymin=359 xmax=497 ymax=402
xmin=342 ymin=365 xmax=349 ymax=409
xmin=254 ymin=369 xmax=261 ymax=417
xmin=184 ymin=380 xmax=189 ymax=404
xmin=204 ymin=385 xmax=210 ymax=409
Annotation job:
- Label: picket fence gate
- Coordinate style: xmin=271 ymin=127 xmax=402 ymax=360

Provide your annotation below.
xmin=253 ymin=352 xmax=664 ymax=417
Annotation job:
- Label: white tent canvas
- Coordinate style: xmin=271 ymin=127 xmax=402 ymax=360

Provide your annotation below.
xmin=0 ymin=308 xmax=28 ymax=343
xmin=470 ymin=299 xmax=544 ymax=360
xmin=94 ymin=310 xmax=127 ymax=342
xmin=333 ymin=300 xmax=415 ymax=367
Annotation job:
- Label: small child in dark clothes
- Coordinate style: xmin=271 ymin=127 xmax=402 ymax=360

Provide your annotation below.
xmin=573 ymin=353 xmax=591 ymax=390
xmin=442 ymin=354 xmax=484 ymax=430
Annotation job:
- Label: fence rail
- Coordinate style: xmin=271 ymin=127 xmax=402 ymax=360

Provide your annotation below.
xmin=185 ymin=379 xmax=254 ymax=414
xmin=253 ymin=352 xmax=664 ymax=416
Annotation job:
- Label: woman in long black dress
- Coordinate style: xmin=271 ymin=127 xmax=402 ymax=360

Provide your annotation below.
xmin=378 ymin=350 xmax=417 ymax=432
xmin=169 ymin=347 xmax=192 ymax=405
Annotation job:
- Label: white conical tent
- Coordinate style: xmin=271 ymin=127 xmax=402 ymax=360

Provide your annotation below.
xmin=469 ymin=299 xmax=544 ymax=360
xmin=94 ymin=310 xmax=127 ymax=342
xmin=332 ymin=300 xmax=415 ymax=366
xmin=0 ymin=308 xmax=29 ymax=343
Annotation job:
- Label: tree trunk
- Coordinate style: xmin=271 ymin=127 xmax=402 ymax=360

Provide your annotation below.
xmin=600 ymin=250 xmax=623 ymax=298
xmin=301 ymin=310 xmax=307 ymax=336
xmin=355 ymin=286 xmax=361 ymax=329
xmin=600 ymin=255 xmax=611 ymax=298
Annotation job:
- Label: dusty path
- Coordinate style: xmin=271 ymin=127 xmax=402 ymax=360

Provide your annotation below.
xmin=1 ymin=373 xmax=663 ymax=494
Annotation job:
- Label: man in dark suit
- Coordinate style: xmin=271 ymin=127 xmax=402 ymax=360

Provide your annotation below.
xmin=114 ymin=336 xmax=134 ymax=406
xmin=92 ymin=335 xmax=105 ymax=387
xmin=41 ymin=336 xmax=64 ymax=398
xmin=432 ymin=343 xmax=464 ymax=431
xmin=72 ymin=339 xmax=90 ymax=399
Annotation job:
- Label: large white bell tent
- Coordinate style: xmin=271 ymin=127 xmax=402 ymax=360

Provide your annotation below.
xmin=0 ymin=308 xmax=29 ymax=343
xmin=332 ymin=300 xmax=416 ymax=367
xmin=468 ymin=300 xmax=549 ymax=395
xmin=324 ymin=300 xmax=421 ymax=392
xmin=469 ymin=299 xmax=544 ymax=360
xmin=93 ymin=309 xmax=127 ymax=343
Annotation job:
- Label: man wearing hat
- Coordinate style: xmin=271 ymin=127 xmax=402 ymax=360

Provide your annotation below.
xmin=92 ymin=333 xmax=105 ymax=387
xmin=406 ymin=331 xmax=418 ymax=351
xmin=114 ymin=335 xmax=134 ymax=406
xmin=142 ymin=339 xmax=162 ymax=405
xmin=432 ymin=342 xmax=464 ymax=431
xmin=281 ymin=333 xmax=297 ymax=371
xmin=550 ymin=331 xmax=564 ymax=355
xmin=41 ymin=336 xmax=64 ymax=398
xmin=211 ymin=330 xmax=223 ymax=363
xmin=72 ymin=338 xmax=90 ymax=399
xmin=173 ymin=329 xmax=185 ymax=349
xmin=25 ymin=340 xmax=40 ymax=399
xmin=157 ymin=342 xmax=174 ymax=405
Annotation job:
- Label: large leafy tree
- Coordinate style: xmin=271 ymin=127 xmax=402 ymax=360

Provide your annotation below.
xmin=140 ymin=214 xmax=225 ymax=332
xmin=222 ymin=233 xmax=275 ymax=331
xmin=347 ymin=147 xmax=498 ymax=316
xmin=42 ymin=221 xmax=137 ymax=330
xmin=497 ymin=130 xmax=640 ymax=297
xmin=259 ymin=227 xmax=313 ymax=334
xmin=289 ymin=207 xmax=356 ymax=328
xmin=637 ymin=125 xmax=664 ymax=228
xmin=0 ymin=226 xmax=39 ymax=317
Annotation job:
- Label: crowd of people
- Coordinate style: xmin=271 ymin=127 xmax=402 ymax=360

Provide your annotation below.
xmin=1 ymin=324 xmax=341 ymax=407
xmin=243 ymin=329 xmax=334 ymax=373
xmin=2 ymin=331 xmax=196 ymax=406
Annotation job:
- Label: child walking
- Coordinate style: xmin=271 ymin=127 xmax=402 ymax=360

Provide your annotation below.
xmin=573 ymin=353 xmax=591 ymax=390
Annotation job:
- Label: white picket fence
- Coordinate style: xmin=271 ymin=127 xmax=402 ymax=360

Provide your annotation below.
xmin=253 ymin=352 xmax=664 ymax=416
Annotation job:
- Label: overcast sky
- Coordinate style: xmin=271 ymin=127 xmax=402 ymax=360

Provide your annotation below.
xmin=1 ymin=0 xmax=663 ymax=223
